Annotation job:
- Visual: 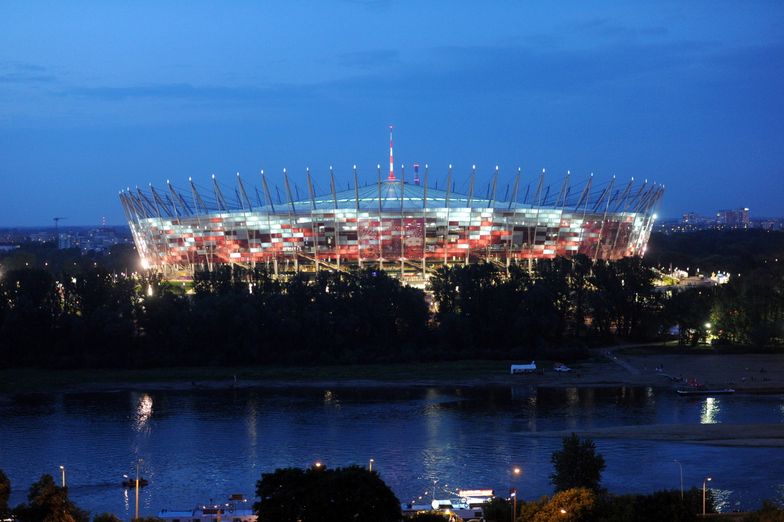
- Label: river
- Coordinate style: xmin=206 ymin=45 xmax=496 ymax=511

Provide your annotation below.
xmin=1 ymin=385 xmax=782 ymax=516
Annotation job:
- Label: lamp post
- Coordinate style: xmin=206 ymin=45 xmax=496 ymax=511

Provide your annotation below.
xmin=511 ymin=467 xmax=521 ymax=522
xmin=510 ymin=488 xmax=516 ymax=522
xmin=702 ymin=476 xmax=712 ymax=517
xmin=59 ymin=465 xmax=66 ymax=488
xmin=674 ymin=460 xmax=683 ymax=500
xmin=368 ymin=458 xmax=374 ymax=472
xmin=135 ymin=458 xmax=143 ymax=521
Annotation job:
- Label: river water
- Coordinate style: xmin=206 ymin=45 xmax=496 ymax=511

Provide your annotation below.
xmin=1 ymin=385 xmax=783 ymax=517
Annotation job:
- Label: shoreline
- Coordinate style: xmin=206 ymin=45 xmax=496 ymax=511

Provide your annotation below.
xmin=5 ymin=353 xmax=781 ymax=451
xmin=519 ymin=423 xmax=784 ymax=447
xmin=2 ymin=350 xmax=783 ymax=395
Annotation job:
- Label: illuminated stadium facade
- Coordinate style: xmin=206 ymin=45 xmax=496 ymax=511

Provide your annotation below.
xmin=120 ymin=132 xmax=663 ymax=278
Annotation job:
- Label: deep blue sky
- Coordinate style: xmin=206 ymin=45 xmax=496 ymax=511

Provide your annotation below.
xmin=1 ymin=1 xmax=782 ymax=225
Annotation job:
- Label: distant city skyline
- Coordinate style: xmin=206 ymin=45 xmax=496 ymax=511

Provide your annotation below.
xmin=1 ymin=1 xmax=782 ymax=225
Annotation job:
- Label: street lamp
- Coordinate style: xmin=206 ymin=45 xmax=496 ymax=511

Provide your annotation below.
xmin=135 ymin=458 xmax=143 ymax=521
xmin=511 ymin=467 xmax=522 ymax=522
xmin=59 ymin=465 xmax=66 ymax=488
xmin=674 ymin=460 xmax=683 ymax=500
xmin=702 ymin=476 xmax=712 ymax=517
xmin=368 ymin=458 xmax=375 ymax=472
xmin=510 ymin=488 xmax=516 ymax=522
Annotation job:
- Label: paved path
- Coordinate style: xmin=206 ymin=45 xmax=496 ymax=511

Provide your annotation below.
xmin=604 ymin=348 xmax=641 ymax=376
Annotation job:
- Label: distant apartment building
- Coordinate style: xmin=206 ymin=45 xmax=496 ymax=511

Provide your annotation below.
xmin=716 ymin=208 xmax=750 ymax=228
xmin=659 ymin=207 xmax=783 ymax=234
xmin=58 ymin=233 xmax=74 ymax=249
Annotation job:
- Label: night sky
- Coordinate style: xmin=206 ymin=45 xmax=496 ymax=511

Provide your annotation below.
xmin=1 ymin=1 xmax=782 ymax=225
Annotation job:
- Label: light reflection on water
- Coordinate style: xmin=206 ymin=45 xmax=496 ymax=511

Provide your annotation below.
xmin=0 ymin=386 xmax=782 ymax=517
xmin=134 ymin=393 xmax=154 ymax=432
xmin=701 ymin=397 xmax=720 ymax=424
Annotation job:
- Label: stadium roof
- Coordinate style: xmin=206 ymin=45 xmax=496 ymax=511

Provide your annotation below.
xmin=121 ymin=173 xmax=663 ymax=221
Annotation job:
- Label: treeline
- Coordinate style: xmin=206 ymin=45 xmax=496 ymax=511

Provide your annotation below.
xmin=0 ymin=249 xmax=782 ymax=369
xmin=0 ymin=255 xmax=668 ymax=368
xmin=0 ymin=266 xmax=429 ymax=368
xmin=646 ymin=229 xmax=784 ymax=274
xmin=670 ymin=260 xmax=784 ymax=347
xmin=431 ymin=256 xmax=661 ymax=357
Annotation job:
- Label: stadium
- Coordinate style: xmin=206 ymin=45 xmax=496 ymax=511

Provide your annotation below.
xmin=120 ymin=133 xmax=663 ymax=279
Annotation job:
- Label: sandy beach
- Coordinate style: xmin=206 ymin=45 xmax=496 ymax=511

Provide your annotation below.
xmin=2 ymin=348 xmax=783 ymax=395
xmin=502 ymin=350 xmax=784 ymax=393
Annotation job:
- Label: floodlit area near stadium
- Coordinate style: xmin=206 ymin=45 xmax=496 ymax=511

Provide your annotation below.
xmin=120 ymin=165 xmax=663 ymax=281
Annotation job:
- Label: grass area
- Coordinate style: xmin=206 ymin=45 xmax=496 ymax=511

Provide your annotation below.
xmin=0 ymin=360 xmax=519 ymax=394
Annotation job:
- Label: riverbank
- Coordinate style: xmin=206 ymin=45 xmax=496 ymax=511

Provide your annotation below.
xmin=520 ymin=423 xmax=784 ymax=447
xmin=0 ymin=360 xmax=515 ymax=394
xmin=1 ymin=349 xmax=783 ymax=395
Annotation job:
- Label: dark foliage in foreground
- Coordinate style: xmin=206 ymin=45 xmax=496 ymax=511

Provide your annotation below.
xmin=742 ymin=501 xmax=784 ymax=522
xmin=510 ymin=486 xmax=714 ymax=522
xmin=550 ymin=434 xmax=606 ymax=493
xmin=594 ymin=488 xmax=714 ymax=522
xmin=12 ymin=474 xmax=89 ymax=522
xmin=254 ymin=465 xmax=401 ymax=522
xmin=0 ymin=469 xmax=9 ymax=518
xmin=92 ymin=514 xmax=122 ymax=522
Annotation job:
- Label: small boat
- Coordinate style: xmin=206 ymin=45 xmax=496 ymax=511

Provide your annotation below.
xmin=676 ymin=378 xmax=735 ymax=396
xmin=122 ymin=477 xmax=149 ymax=488
xmin=676 ymin=387 xmax=735 ymax=396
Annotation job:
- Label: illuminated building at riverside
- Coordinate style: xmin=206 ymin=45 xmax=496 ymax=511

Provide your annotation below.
xmin=120 ymin=130 xmax=663 ymax=278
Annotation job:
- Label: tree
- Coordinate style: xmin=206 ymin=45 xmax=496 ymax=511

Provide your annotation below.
xmin=0 ymin=469 xmax=10 ymax=517
xmin=480 ymin=497 xmax=511 ymax=522
xmin=550 ymin=434 xmax=606 ymax=492
xmin=532 ymin=488 xmax=597 ymax=522
xmin=254 ymin=465 xmax=401 ymax=522
xmin=664 ymin=288 xmax=714 ymax=345
xmin=93 ymin=514 xmax=122 ymax=522
xmin=13 ymin=474 xmax=89 ymax=522
xmin=742 ymin=500 xmax=784 ymax=522
xmin=595 ymin=488 xmax=712 ymax=522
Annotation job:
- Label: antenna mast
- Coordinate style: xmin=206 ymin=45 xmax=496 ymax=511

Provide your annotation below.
xmin=388 ymin=125 xmax=395 ymax=181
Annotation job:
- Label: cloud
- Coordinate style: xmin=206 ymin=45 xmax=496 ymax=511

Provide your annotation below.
xmin=62 ymin=82 xmax=317 ymax=102
xmin=304 ymin=39 xmax=715 ymax=105
xmin=338 ymin=49 xmax=400 ymax=70
xmin=51 ymin=40 xmax=784 ymax=113
xmin=570 ymin=18 xmax=669 ymax=40
xmin=0 ymin=62 xmax=56 ymax=84
xmin=424 ymin=40 xmax=710 ymax=93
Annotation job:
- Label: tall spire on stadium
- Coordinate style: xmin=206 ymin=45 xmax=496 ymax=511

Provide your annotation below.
xmin=388 ymin=125 xmax=395 ymax=181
